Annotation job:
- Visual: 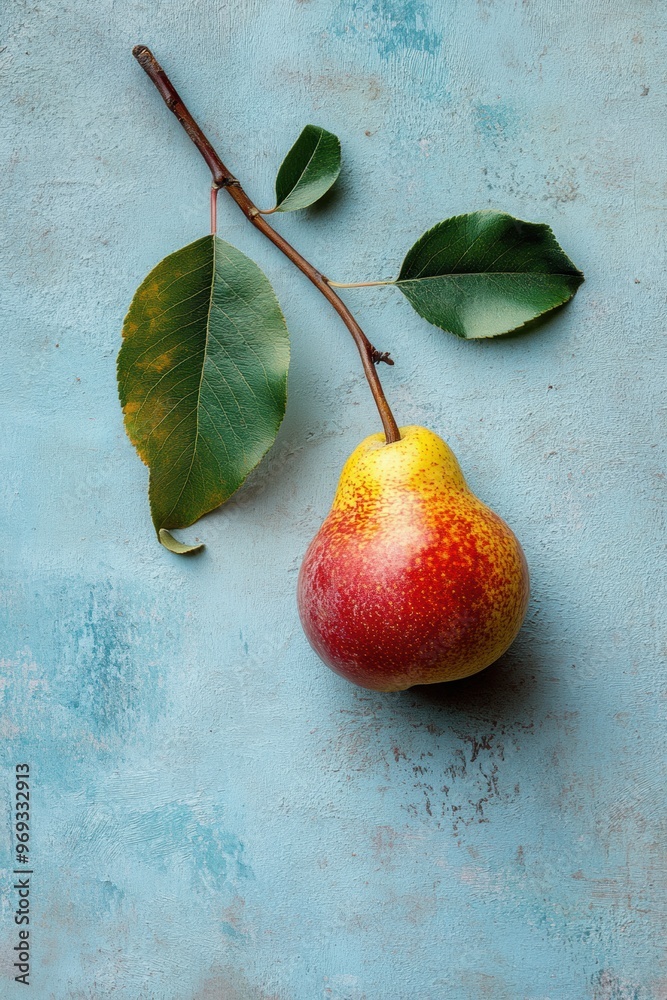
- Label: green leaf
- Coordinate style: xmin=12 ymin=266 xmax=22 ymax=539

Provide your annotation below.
xmin=118 ymin=235 xmax=290 ymax=551
xmin=395 ymin=210 xmax=583 ymax=339
xmin=273 ymin=125 xmax=341 ymax=212
xmin=158 ymin=529 xmax=204 ymax=555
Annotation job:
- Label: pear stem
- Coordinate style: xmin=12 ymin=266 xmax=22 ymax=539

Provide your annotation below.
xmin=132 ymin=45 xmax=401 ymax=445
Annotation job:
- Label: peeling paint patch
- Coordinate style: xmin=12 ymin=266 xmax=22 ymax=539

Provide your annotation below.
xmin=124 ymin=801 xmax=252 ymax=887
xmin=473 ymin=101 xmax=520 ymax=144
xmin=592 ymin=970 xmax=642 ymax=1000
xmin=336 ymin=0 xmax=442 ymax=58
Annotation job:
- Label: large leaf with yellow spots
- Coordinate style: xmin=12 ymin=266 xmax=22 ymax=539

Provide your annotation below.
xmin=118 ymin=235 xmax=290 ymax=553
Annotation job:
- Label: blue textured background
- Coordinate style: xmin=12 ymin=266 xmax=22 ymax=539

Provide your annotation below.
xmin=1 ymin=2 xmax=666 ymax=998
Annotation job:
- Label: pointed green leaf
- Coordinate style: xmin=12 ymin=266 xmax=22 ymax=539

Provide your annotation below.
xmin=118 ymin=235 xmax=290 ymax=549
xmin=273 ymin=125 xmax=341 ymax=212
xmin=395 ymin=210 xmax=584 ymax=339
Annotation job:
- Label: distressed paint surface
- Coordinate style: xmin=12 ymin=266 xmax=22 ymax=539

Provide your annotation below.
xmin=0 ymin=1 xmax=665 ymax=998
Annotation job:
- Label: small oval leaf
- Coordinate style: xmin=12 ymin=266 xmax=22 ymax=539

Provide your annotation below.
xmin=158 ymin=529 xmax=204 ymax=555
xmin=273 ymin=125 xmax=341 ymax=212
xmin=395 ymin=210 xmax=583 ymax=339
xmin=118 ymin=235 xmax=290 ymax=549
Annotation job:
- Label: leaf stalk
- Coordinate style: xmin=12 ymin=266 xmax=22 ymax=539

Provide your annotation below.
xmin=327 ymin=279 xmax=393 ymax=289
xmin=210 ymin=184 xmax=218 ymax=235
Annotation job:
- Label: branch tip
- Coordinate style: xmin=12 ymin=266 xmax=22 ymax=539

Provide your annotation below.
xmin=132 ymin=45 xmax=155 ymax=67
xmin=131 ymin=46 xmax=401 ymax=444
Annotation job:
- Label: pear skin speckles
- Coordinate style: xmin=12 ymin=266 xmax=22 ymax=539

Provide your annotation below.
xmin=297 ymin=426 xmax=529 ymax=692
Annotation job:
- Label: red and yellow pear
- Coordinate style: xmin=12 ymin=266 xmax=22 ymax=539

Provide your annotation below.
xmin=297 ymin=426 xmax=529 ymax=691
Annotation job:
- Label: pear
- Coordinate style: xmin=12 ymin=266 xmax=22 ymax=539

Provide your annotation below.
xmin=297 ymin=426 xmax=529 ymax=691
